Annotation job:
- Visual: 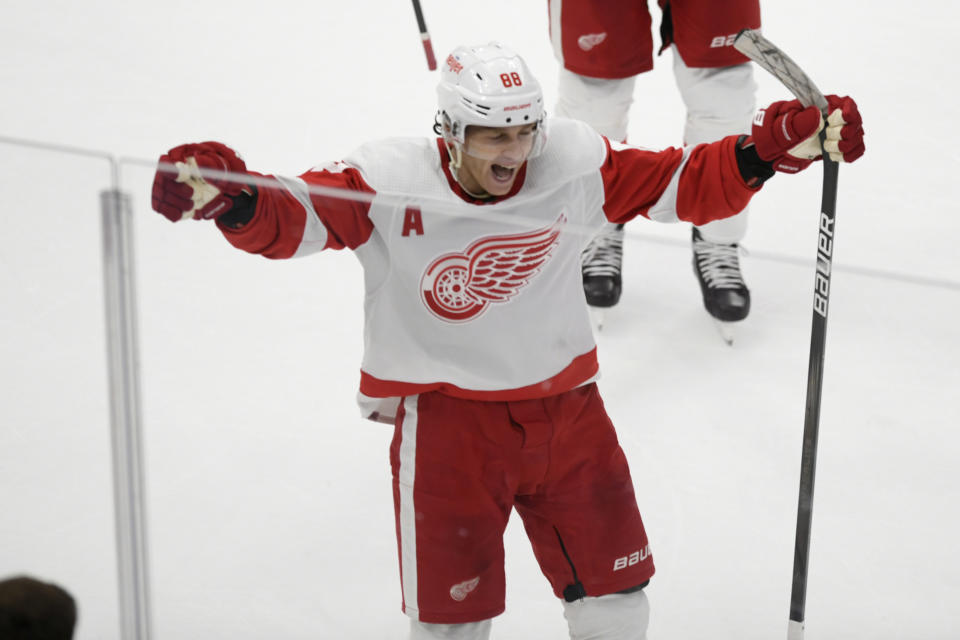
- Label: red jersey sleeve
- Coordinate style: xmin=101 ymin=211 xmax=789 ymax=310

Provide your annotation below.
xmin=218 ymin=165 xmax=376 ymax=258
xmin=300 ymin=166 xmax=376 ymax=250
xmin=674 ymin=136 xmax=758 ymax=227
xmin=599 ymin=139 xmax=686 ymax=223
xmin=600 ymin=135 xmax=759 ymax=226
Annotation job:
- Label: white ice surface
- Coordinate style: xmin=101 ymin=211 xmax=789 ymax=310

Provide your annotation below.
xmin=1 ymin=2 xmax=958 ymax=638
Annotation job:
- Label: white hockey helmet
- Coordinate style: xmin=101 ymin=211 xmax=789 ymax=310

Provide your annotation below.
xmin=437 ymin=42 xmax=546 ymax=157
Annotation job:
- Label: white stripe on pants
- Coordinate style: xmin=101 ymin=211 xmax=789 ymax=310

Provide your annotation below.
xmin=398 ymin=395 xmax=420 ymax=619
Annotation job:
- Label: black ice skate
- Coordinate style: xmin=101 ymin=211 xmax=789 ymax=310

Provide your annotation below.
xmin=691 ymin=227 xmax=750 ymax=344
xmin=581 ymin=223 xmax=624 ymax=308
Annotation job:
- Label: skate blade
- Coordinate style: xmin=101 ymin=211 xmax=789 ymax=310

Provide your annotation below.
xmin=713 ymin=319 xmax=737 ymax=346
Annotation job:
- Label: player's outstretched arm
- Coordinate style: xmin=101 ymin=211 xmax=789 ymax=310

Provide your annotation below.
xmin=151 ymin=140 xmax=380 ymax=260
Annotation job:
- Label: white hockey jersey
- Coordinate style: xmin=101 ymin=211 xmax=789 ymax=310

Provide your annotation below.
xmin=218 ymin=118 xmax=758 ymax=421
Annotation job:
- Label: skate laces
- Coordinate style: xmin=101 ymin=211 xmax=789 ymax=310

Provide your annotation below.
xmin=581 ymin=226 xmax=624 ymax=276
xmin=693 ymin=235 xmax=746 ymax=289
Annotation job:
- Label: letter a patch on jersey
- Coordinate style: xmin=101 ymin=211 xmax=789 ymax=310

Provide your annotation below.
xmin=402 ymin=206 xmax=424 ymax=237
xmin=420 ymin=215 xmax=565 ymax=323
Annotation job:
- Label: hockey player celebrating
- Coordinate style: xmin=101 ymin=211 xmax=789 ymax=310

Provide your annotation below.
xmin=151 ymin=43 xmax=864 ymax=640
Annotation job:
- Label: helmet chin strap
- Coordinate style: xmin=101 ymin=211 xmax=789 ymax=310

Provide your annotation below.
xmin=446 ymin=141 xmax=491 ymax=199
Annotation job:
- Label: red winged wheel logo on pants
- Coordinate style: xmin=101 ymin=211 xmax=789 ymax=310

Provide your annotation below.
xmin=420 ymin=215 xmax=566 ymax=322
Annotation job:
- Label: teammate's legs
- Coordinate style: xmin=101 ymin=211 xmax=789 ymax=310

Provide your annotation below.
xmin=554 ymin=70 xmax=633 ymax=308
xmin=673 ymin=51 xmax=755 ymax=245
xmin=667 ymin=0 xmax=759 ymax=322
xmin=549 ymin=0 xmax=655 ymax=310
xmin=555 ymin=70 xmax=636 ymax=143
xmin=556 ymin=68 xmax=631 ymax=307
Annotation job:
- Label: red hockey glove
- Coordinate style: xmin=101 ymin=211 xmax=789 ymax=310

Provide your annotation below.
xmin=822 ymin=95 xmax=865 ymax=164
xmin=151 ymin=141 xmax=249 ymax=222
xmin=752 ymin=95 xmax=865 ymax=173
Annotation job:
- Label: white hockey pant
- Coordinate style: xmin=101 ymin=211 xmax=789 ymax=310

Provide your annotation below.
xmin=555 ymin=68 xmax=637 ymax=143
xmin=672 ymin=46 xmax=756 ymax=244
xmin=407 ymin=590 xmax=649 ymax=640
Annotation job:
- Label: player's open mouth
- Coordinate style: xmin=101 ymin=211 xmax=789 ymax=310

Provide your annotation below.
xmin=491 ymin=164 xmax=516 ymax=183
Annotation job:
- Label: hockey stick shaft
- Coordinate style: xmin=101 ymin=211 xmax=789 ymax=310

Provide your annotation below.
xmin=410 ymin=0 xmax=437 ymax=71
xmin=733 ymin=29 xmax=839 ymax=640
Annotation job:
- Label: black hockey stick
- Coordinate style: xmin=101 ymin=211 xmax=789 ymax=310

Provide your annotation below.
xmin=410 ymin=0 xmax=437 ymax=70
xmin=733 ymin=29 xmax=839 ymax=640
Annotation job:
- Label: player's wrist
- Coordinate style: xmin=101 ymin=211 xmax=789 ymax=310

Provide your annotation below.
xmin=734 ymin=135 xmax=775 ymax=188
xmin=217 ymin=187 xmax=259 ymax=229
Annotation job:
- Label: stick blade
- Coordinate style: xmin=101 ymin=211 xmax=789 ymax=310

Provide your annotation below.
xmin=734 ymin=29 xmax=828 ymax=114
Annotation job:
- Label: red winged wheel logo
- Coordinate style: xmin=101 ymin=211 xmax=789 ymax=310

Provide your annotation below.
xmin=420 ymin=215 xmax=566 ymax=322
